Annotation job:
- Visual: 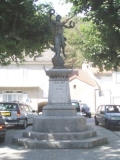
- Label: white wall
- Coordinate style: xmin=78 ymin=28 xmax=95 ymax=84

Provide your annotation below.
xmin=69 ymin=79 xmax=95 ymax=113
xmin=100 ymin=76 xmax=112 ymax=90
xmin=0 ymin=63 xmax=50 ymax=88
xmin=0 ymin=63 xmax=51 ymax=110
xmin=95 ymin=71 xmax=120 ymax=106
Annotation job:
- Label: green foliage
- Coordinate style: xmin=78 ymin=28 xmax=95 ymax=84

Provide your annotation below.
xmin=64 ymin=16 xmax=85 ymax=68
xmin=76 ymin=22 xmax=115 ymax=71
xmin=66 ymin=0 xmax=120 ymax=70
xmin=0 ymin=0 xmax=53 ymax=65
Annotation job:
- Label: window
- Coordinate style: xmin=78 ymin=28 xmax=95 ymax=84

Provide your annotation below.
xmin=19 ymin=104 xmax=25 ymax=111
xmin=0 ymin=103 xmax=18 ymax=111
xmin=3 ymin=91 xmax=23 ymax=102
xmin=71 ymin=102 xmax=80 ymax=112
xmin=8 ymin=95 xmax=12 ymax=102
xmin=28 ymin=105 xmax=33 ymax=111
xmin=106 ymin=105 xmax=120 ymax=113
xmin=24 ymin=105 xmax=30 ymax=112
xmin=97 ymin=106 xmax=102 ymax=112
xmin=73 ymin=85 xmax=76 ymax=89
xmin=101 ymin=106 xmax=105 ymax=112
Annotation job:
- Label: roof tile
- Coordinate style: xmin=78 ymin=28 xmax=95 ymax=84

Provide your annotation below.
xmin=69 ymin=69 xmax=98 ymax=87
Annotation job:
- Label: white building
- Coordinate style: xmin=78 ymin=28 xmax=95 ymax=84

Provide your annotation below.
xmin=0 ymin=50 xmax=54 ymax=110
xmin=86 ymin=62 xmax=120 ymax=107
xmin=69 ymin=69 xmax=99 ymax=113
xmin=95 ymin=71 xmax=120 ymax=105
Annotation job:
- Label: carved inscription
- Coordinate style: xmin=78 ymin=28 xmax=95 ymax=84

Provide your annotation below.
xmin=52 ymin=81 xmax=67 ymax=102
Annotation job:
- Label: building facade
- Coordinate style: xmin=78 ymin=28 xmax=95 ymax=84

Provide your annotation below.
xmin=1 ymin=50 xmax=120 ymax=113
xmin=0 ymin=50 xmax=54 ymax=110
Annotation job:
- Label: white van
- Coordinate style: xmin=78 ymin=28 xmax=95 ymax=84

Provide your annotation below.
xmin=0 ymin=102 xmax=38 ymax=129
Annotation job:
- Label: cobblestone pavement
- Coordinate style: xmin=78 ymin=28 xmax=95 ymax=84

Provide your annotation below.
xmin=0 ymin=124 xmax=120 ymax=160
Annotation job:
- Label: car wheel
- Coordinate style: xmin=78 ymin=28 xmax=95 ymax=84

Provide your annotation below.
xmin=21 ymin=120 xmax=27 ymax=129
xmin=95 ymin=117 xmax=99 ymax=125
xmin=0 ymin=136 xmax=5 ymax=143
xmin=89 ymin=115 xmax=91 ymax=118
xmin=105 ymin=120 xmax=110 ymax=129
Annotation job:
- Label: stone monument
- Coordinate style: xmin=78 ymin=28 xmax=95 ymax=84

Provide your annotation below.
xmin=12 ymin=9 xmax=107 ymax=149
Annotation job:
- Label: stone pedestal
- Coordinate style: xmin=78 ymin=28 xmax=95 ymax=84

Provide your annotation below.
xmin=33 ymin=69 xmax=87 ymax=133
xmin=42 ymin=69 xmax=76 ymax=116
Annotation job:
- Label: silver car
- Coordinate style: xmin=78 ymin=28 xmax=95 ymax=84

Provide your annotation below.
xmin=0 ymin=112 xmax=6 ymax=143
xmin=0 ymin=102 xmax=38 ymax=129
xmin=95 ymin=104 xmax=120 ymax=129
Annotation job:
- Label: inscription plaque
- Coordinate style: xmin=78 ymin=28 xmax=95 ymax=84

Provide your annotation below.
xmin=50 ymin=81 xmax=69 ymax=103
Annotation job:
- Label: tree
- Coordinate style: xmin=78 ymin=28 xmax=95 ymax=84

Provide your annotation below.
xmin=0 ymin=0 xmax=53 ymax=65
xmin=65 ymin=0 xmax=120 ymax=70
xmin=74 ymin=21 xmax=112 ymax=71
xmin=64 ymin=16 xmax=85 ymax=68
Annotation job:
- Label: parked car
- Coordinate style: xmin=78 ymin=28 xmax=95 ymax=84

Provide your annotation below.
xmin=0 ymin=102 xmax=38 ymax=129
xmin=71 ymin=100 xmax=91 ymax=118
xmin=71 ymin=100 xmax=81 ymax=113
xmin=80 ymin=103 xmax=91 ymax=118
xmin=0 ymin=112 xmax=6 ymax=143
xmin=95 ymin=104 xmax=120 ymax=129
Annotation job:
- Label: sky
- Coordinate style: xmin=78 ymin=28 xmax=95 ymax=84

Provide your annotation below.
xmin=37 ymin=0 xmax=72 ymax=16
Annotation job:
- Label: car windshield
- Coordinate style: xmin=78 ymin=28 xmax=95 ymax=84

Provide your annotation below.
xmin=105 ymin=105 xmax=120 ymax=113
xmin=0 ymin=103 xmax=18 ymax=111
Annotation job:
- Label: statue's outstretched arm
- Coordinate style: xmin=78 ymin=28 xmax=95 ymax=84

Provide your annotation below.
xmin=63 ymin=21 xmax=75 ymax=28
xmin=63 ymin=15 xmax=75 ymax=24
xmin=49 ymin=9 xmax=56 ymax=24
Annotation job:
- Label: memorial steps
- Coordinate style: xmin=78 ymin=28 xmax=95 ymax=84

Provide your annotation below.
xmin=12 ymin=124 xmax=107 ymax=149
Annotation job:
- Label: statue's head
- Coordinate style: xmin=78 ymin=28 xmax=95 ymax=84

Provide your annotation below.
xmin=56 ymin=15 xmax=61 ymax=21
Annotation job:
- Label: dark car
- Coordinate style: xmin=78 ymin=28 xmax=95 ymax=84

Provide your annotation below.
xmin=71 ymin=100 xmax=80 ymax=113
xmin=0 ymin=112 xmax=6 ymax=143
xmin=71 ymin=100 xmax=91 ymax=118
xmin=80 ymin=103 xmax=91 ymax=118
xmin=95 ymin=104 xmax=120 ymax=129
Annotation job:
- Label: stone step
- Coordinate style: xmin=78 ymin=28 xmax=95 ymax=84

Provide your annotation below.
xmin=23 ymin=130 xmax=97 ymax=141
xmin=12 ymin=135 xmax=107 ymax=149
xmin=12 ymin=126 xmax=107 ymax=149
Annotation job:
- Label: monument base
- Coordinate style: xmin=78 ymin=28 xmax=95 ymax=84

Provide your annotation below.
xmin=32 ymin=115 xmax=87 ymax=133
xmin=42 ymin=104 xmax=76 ymax=116
xmin=12 ymin=68 xmax=107 ymax=148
